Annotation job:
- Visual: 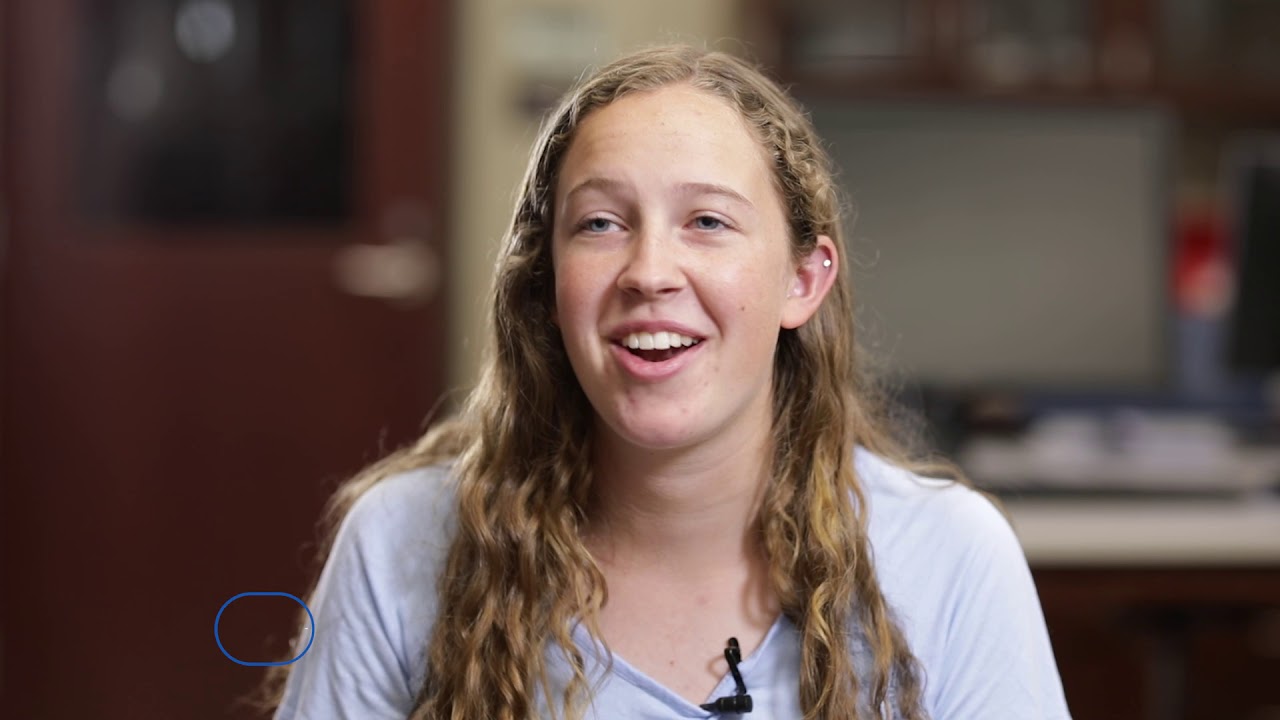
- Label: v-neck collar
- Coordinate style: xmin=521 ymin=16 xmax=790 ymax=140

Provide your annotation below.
xmin=569 ymin=615 xmax=790 ymax=717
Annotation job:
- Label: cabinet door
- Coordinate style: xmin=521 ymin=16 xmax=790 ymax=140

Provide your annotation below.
xmin=1036 ymin=568 xmax=1280 ymax=720
xmin=0 ymin=0 xmax=451 ymax=717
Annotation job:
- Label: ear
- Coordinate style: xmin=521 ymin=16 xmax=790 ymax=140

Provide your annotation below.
xmin=781 ymin=235 xmax=838 ymax=330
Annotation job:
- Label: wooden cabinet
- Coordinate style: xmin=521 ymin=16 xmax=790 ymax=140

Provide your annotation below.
xmin=1034 ymin=568 xmax=1280 ymax=720
xmin=745 ymin=0 xmax=1280 ymax=119
xmin=1153 ymin=1 xmax=1280 ymax=119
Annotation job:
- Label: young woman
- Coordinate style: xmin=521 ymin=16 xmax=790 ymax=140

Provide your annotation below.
xmin=268 ymin=45 xmax=1071 ymax=719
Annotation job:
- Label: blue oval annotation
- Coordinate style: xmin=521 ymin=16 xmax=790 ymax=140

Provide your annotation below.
xmin=215 ymin=591 xmax=315 ymax=667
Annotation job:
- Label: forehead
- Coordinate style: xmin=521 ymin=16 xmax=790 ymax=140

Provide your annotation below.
xmin=555 ymin=84 xmax=778 ymax=203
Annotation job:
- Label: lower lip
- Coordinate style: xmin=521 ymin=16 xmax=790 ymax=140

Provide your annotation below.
xmin=609 ymin=341 xmax=705 ymax=382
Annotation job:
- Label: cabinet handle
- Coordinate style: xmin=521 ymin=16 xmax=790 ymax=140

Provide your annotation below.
xmin=333 ymin=235 xmax=441 ymax=307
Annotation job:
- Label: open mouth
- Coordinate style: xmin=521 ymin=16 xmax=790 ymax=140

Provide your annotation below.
xmin=619 ymin=331 xmax=702 ymax=363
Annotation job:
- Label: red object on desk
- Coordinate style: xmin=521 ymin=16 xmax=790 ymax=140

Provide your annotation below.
xmin=1172 ymin=201 xmax=1230 ymax=317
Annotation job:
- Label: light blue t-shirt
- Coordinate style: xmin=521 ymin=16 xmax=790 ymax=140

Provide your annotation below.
xmin=276 ymin=449 xmax=1072 ymax=719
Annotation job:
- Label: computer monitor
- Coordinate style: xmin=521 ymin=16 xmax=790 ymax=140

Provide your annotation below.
xmin=1225 ymin=140 xmax=1280 ymax=375
xmin=808 ymin=100 xmax=1173 ymax=392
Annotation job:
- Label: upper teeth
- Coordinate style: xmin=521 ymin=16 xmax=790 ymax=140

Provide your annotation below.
xmin=623 ymin=331 xmax=700 ymax=350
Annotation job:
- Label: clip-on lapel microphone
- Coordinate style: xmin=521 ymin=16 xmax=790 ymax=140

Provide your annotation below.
xmin=699 ymin=637 xmax=753 ymax=714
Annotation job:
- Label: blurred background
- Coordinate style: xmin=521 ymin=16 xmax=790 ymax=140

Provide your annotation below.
xmin=1 ymin=0 xmax=1278 ymax=718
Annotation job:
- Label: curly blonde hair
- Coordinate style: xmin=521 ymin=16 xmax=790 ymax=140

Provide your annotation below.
xmin=265 ymin=44 xmax=965 ymax=720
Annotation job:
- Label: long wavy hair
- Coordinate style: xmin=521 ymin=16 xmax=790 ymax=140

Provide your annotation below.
xmin=264 ymin=44 xmax=966 ymax=720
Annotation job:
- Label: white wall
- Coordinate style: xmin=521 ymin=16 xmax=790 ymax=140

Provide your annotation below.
xmin=448 ymin=0 xmax=741 ymax=392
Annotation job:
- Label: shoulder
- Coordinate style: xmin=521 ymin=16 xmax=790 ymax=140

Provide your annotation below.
xmin=854 ymin=445 xmax=1025 ymax=622
xmin=855 ymin=446 xmax=1014 ymax=564
xmin=854 ymin=448 xmax=1072 ymax=718
xmin=325 ymin=464 xmax=457 ymax=591
xmin=331 ymin=463 xmax=458 ymax=638
xmin=341 ymin=463 xmax=458 ymax=558
xmin=275 ymin=464 xmax=457 ymax=720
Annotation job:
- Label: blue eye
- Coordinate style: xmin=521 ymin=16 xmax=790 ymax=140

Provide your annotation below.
xmin=693 ymin=216 xmax=726 ymax=231
xmin=582 ymin=217 xmax=616 ymax=233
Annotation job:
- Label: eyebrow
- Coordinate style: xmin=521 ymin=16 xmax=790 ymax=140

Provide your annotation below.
xmin=562 ymin=177 xmax=756 ymax=214
xmin=677 ymin=181 xmax=756 ymax=212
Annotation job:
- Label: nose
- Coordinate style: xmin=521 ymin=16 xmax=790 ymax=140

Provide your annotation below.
xmin=616 ymin=226 xmax=685 ymax=298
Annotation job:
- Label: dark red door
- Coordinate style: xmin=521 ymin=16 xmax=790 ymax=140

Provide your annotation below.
xmin=1 ymin=1 xmax=451 ymax=716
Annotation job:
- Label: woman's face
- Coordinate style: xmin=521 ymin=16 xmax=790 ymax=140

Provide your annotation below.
xmin=551 ymin=84 xmax=829 ymax=456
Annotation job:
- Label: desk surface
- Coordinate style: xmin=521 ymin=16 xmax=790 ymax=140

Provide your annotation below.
xmin=1004 ymin=495 xmax=1280 ymax=567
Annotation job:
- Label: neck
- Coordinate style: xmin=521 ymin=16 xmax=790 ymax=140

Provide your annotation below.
xmin=586 ymin=419 xmax=773 ymax=579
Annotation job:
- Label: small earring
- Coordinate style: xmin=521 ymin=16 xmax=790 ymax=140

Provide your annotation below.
xmin=822 ymin=259 xmax=832 ymax=268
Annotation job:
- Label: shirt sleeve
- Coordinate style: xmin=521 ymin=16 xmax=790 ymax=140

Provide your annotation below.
xmin=275 ymin=482 xmax=419 ymax=720
xmin=923 ymin=490 xmax=1072 ymax=720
